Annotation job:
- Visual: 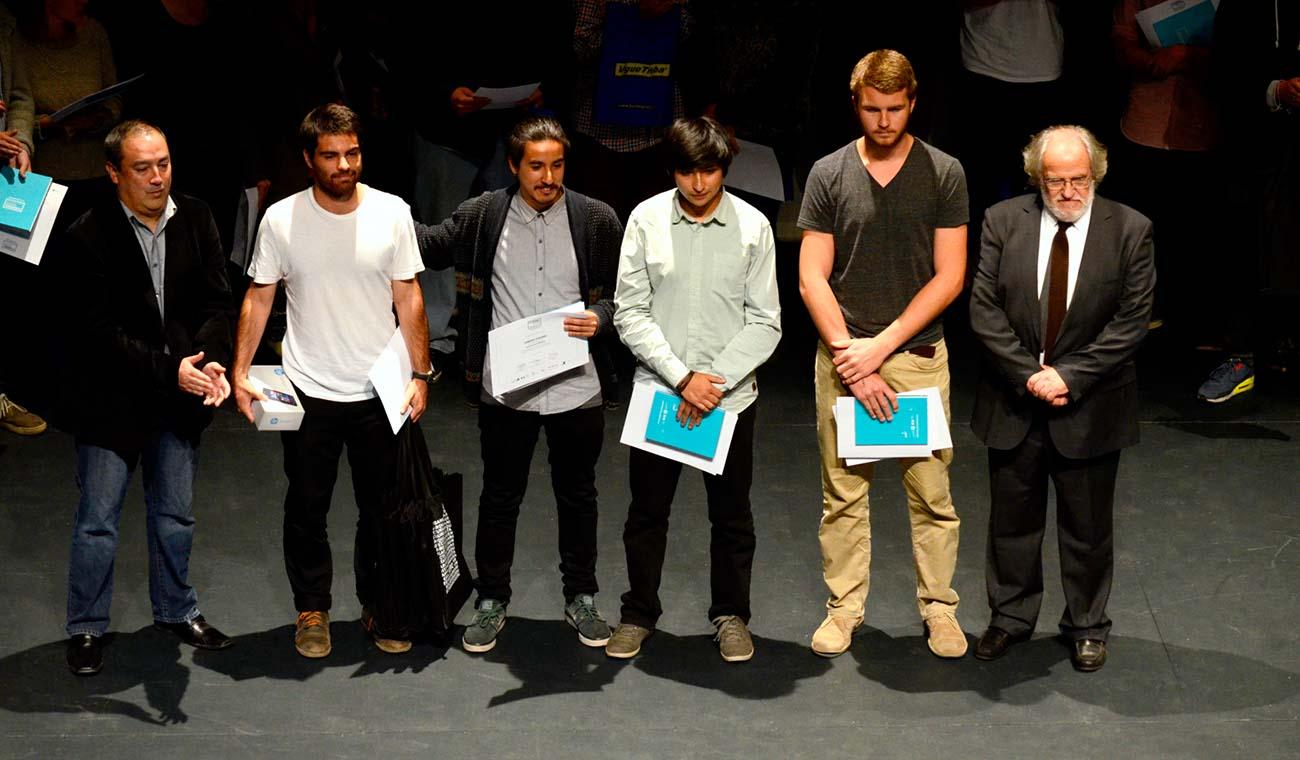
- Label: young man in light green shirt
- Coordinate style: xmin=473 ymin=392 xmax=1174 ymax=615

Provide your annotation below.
xmin=607 ymin=117 xmax=781 ymax=663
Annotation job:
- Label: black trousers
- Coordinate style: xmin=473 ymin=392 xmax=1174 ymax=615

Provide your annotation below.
xmin=620 ymin=405 xmax=757 ymax=629
xmin=280 ymin=389 xmax=397 ymax=612
xmin=985 ymin=418 xmax=1120 ymax=642
xmin=474 ymin=403 xmax=604 ymax=605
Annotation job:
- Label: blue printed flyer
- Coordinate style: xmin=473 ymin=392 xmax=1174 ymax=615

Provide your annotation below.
xmin=644 ymin=390 xmax=725 ymax=459
xmin=853 ymin=396 xmax=928 ymax=446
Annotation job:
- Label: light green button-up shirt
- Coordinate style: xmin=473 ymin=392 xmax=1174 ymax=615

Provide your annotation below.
xmin=614 ymin=189 xmax=781 ymax=413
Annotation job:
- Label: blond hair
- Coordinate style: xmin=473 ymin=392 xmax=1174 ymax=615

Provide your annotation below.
xmin=849 ymin=49 xmax=917 ymax=101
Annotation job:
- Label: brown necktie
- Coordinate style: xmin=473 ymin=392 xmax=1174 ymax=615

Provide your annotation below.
xmin=1041 ymin=220 xmax=1072 ymax=362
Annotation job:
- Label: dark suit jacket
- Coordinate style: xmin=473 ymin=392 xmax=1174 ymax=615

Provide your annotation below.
xmin=62 ymin=193 xmax=233 ymax=459
xmin=969 ymin=194 xmax=1155 ymax=459
xmin=416 ymin=186 xmax=623 ymax=400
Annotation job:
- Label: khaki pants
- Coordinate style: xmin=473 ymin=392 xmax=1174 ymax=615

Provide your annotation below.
xmin=815 ymin=340 xmax=960 ymax=621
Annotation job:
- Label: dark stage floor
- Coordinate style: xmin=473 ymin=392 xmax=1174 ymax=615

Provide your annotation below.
xmin=1 ymin=313 xmax=1297 ymax=758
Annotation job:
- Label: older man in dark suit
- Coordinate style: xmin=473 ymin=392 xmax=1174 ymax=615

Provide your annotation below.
xmin=60 ymin=120 xmax=235 ymax=676
xmin=969 ymin=125 xmax=1155 ymax=672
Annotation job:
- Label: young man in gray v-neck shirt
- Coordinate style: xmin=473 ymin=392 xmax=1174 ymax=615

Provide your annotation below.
xmin=798 ymin=50 xmax=970 ymax=660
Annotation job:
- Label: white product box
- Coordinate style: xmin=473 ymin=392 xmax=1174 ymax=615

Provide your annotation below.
xmin=248 ymin=365 xmax=304 ymax=431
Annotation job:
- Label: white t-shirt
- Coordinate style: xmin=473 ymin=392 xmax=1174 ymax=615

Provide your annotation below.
xmin=960 ymin=0 xmax=1064 ymax=84
xmin=247 ymin=184 xmax=424 ymax=402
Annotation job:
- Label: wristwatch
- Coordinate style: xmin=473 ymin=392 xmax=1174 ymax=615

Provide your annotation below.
xmin=411 ymin=370 xmax=437 ymax=383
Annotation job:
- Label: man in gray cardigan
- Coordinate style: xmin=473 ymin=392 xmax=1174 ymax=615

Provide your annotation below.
xmin=416 ymin=116 xmax=623 ymax=654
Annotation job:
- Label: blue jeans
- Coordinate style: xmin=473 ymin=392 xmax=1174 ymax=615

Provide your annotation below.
xmin=66 ymin=432 xmax=201 ymax=637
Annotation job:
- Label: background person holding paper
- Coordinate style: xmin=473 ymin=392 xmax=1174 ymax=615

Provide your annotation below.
xmin=608 ymin=117 xmax=781 ymax=663
xmin=969 ymin=126 xmax=1154 ymax=672
xmin=233 ymin=104 xmax=430 ymax=660
xmin=414 ymin=116 xmax=623 ymax=654
xmin=58 ymin=120 xmax=235 ymax=676
xmin=797 ymin=50 xmax=969 ymax=660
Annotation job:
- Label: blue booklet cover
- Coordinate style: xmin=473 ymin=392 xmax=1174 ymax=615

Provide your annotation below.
xmin=644 ymin=390 xmax=724 ymax=459
xmin=853 ymin=396 xmax=928 ymax=446
xmin=0 ymin=167 xmax=52 ymax=234
xmin=1153 ymin=0 xmax=1216 ymax=46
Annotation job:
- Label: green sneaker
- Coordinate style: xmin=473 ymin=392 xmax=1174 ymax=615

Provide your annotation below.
xmin=604 ymin=622 xmax=652 ymax=659
xmin=564 ymin=594 xmax=611 ymax=647
xmin=462 ymin=599 xmax=506 ymax=653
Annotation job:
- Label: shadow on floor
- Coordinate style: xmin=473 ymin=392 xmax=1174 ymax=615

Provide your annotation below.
xmin=849 ymin=628 xmax=1300 ymax=716
xmin=189 ymin=619 xmax=451 ymax=682
xmin=475 ymin=618 xmax=833 ymax=707
xmin=1156 ymin=421 xmax=1292 ymax=441
xmin=0 ymin=627 xmax=191 ymax=725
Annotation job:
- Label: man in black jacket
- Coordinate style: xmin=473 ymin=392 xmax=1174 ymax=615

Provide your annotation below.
xmin=969 ymin=126 xmax=1155 ymax=672
xmin=60 ymin=120 xmax=235 ymax=676
xmin=417 ymin=116 xmax=622 ymax=654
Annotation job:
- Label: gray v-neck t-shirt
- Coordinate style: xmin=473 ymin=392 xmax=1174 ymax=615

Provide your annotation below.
xmin=798 ymin=137 xmax=968 ymax=350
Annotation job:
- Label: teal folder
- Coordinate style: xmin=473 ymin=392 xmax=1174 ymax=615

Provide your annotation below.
xmin=0 ymin=167 xmax=52 ymax=234
xmin=853 ymin=396 xmax=928 ymax=446
xmin=644 ymin=390 xmax=724 ymax=459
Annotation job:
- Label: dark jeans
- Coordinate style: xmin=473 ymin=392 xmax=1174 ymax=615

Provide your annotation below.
xmin=985 ymin=418 xmax=1119 ymax=642
xmin=619 ymin=405 xmax=757 ymax=629
xmin=67 ymin=432 xmax=201 ymax=637
xmin=475 ymin=403 xmax=604 ymax=605
xmin=280 ymin=389 xmax=396 ymax=612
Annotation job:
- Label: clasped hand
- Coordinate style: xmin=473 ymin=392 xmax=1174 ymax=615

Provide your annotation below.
xmin=677 ymin=371 xmax=725 ymax=429
xmin=830 ymin=335 xmax=890 ymax=387
xmin=1027 ymin=365 xmax=1069 ymax=407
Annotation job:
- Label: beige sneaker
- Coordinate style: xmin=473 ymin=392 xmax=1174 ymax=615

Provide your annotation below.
xmin=604 ymin=623 xmax=652 ymax=659
xmin=0 ymin=394 xmax=46 ymax=435
xmin=294 ymin=610 xmax=331 ymax=658
xmin=713 ymin=615 xmax=754 ymax=663
xmin=811 ymin=614 xmax=861 ymax=657
xmin=924 ymin=611 xmax=968 ymax=658
xmin=362 ymin=608 xmax=412 ymax=654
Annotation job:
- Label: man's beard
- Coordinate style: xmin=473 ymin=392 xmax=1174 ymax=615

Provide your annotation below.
xmin=1042 ymin=189 xmax=1093 ymax=223
xmin=318 ymin=171 xmax=358 ymax=200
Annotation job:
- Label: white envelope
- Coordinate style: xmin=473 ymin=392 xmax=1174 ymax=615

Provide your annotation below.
xmin=368 ymin=326 xmax=413 ymax=435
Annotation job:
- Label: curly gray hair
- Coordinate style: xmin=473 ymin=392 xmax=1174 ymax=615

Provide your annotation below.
xmin=1022 ymin=125 xmax=1108 ymax=187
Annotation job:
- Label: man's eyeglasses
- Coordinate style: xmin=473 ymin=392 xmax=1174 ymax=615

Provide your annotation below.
xmin=1043 ymin=175 xmax=1092 ymax=191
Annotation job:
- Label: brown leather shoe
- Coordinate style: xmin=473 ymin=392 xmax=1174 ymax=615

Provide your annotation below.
xmin=974 ymin=626 xmax=1028 ymax=661
xmin=362 ymin=608 xmax=412 ymax=654
xmin=0 ymin=394 xmax=46 ymax=435
xmin=1071 ymin=638 xmax=1107 ymax=672
xmin=294 ymin=610 xmax=331 ymax=658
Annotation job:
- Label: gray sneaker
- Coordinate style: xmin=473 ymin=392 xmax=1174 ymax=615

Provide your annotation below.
xmin=564 ymin=594 xmax=611 ymax=647
xmin=713 ymin=615 xmax=754 ymax=663
xmin=462 ymin=599 xmax=506 ymax=653
xmin=605 ymin=622 xmax=652 ymax=659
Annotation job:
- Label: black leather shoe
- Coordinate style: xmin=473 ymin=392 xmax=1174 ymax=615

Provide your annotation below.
xmin=66 ymin=634 xmax=103 ymax=676
xmin=1071 ymin=638 xmax=1107 ymax=672
xmin=973 ymin=626 xmax=1027 ymax=661
xmin=155 ymin=615 xmax=234 ymax=650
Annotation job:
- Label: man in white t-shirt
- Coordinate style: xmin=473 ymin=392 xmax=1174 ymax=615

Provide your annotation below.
xmin=232 ymin=104 xmax=431 ymax=660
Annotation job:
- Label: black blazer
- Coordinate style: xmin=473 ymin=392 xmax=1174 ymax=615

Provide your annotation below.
xmin=61 ymin=193 xmax=233 ymax=458
xmin=969 ymin=194 xmax=1155 ymax=459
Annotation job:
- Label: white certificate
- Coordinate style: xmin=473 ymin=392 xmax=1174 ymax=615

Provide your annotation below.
xmin=727 ymin=139 xmax=785 ymax=201
xmin=835 ymin=387 xmax=952 ymax=461
xmin=488 ymin=301 xmax=589 ymax=395
xmin=619 ymin=381 xmax=738 ymax=475
xmin=368 ymin=326 xmax=413 ymax=435
xmin=474 ymin=82 xmax=541 ymax=110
